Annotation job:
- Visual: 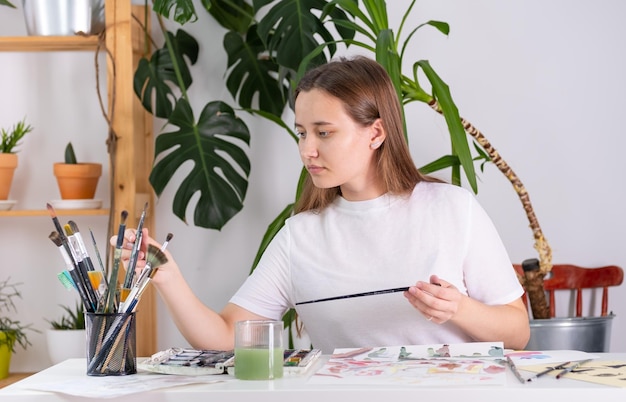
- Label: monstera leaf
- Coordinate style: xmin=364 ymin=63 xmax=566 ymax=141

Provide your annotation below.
xmin=153 ymin=0 xmax=198 ymax=24
xmin=134 ymin=30 xmax=199 ymax=119
xmin=255 ymin=0 xmax=355 ymax=71
xmin=149 ymin=99 xmax=251 ymax=229
xmin=206 ymin=0 xmax=254 ymax=33
xmin=224 ymin=25 xmax=289 ymax=118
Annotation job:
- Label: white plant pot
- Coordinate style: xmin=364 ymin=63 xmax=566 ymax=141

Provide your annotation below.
xmin=22 ymin=0 xmax=105 ymax=36
xmin=46 ymin=329 xmax=86 ymax=365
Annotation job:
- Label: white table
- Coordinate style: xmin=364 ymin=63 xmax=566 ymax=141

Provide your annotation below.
xmin=2 ymin=354 xmax=625 ymax=401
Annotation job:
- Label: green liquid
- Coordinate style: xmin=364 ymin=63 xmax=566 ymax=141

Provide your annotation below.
xmin=234 ymin=348 xmax=284 ymax=380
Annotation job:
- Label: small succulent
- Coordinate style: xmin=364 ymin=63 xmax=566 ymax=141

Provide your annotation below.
xmin=0 ymin=118 xmax=33 ymax=153
xmin=47 ymin=302 xmax=85 ymax=330
xmin=64 ymin=142 xmax=78 ymax=164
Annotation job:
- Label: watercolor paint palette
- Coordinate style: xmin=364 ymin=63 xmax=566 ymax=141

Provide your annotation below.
xmin=139 ymin=348 xmax=322 ymax=376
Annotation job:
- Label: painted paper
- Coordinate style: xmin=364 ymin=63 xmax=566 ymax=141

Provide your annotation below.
xmin=309 ymin=342 xmax=507 ymax=386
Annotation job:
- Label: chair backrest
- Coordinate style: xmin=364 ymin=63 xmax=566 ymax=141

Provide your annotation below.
xmin=513 ymin=263 xmax=624 ymax=318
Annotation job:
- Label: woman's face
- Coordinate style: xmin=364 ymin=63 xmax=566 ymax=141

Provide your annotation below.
xmin=294 ymin=89 xmax=385 ymax=201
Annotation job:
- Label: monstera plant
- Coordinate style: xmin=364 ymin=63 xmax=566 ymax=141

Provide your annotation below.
xmin=135 ymin=0 xmax=551 ymax=320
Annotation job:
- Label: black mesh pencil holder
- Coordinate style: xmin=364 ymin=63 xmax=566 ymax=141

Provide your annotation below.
xmin=85 ymin=312 xmax=137 ymax=376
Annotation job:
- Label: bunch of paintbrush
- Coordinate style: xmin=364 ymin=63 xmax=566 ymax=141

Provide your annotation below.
xmin=47 ymin=203 xmax=106 ymax=313
xmin=87 ymin=231 xmax=171 ymax=374
xmin=88 ymin=242 xmax=170 ymax=373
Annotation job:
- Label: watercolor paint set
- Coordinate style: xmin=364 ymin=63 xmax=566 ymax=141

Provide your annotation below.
xmin=139 ymin=348 xmax=322 ymax=376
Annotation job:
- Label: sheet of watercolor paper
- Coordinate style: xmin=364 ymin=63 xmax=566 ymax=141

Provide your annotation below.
xmin=309 ymin=342 xmax=507 ymax=386
xmin=521 ymin=360 xmax=626 ymax=388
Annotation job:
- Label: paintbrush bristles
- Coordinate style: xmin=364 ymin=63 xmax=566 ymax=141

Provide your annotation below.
xmin=49 ymin=231 xmax=63 ymax=247
xmin=68 ymin=220 xmax=80 ymax=234
xmin=120 ymin=210 xmax=128 ymax=224
xmin=146 ymin=244 xmax=168 ymax=268
xmin=46 ymin=202 xmax=57 ymax=218
xmin=64 ymin=223 xmax=74 ymax=236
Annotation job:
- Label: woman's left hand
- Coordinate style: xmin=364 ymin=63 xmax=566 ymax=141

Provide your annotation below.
xmin=404 ymin=274 xmax=465 ymax=324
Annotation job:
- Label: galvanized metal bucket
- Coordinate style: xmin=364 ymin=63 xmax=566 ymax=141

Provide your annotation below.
xmin=22 ymin=0 xmax=105 ymax=36
xmin=526 ymin=315 xmax=615 ymax=352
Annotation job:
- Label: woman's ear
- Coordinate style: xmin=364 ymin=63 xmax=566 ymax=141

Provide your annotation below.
xmin=369 ymin=118 xmax=386 ymax=149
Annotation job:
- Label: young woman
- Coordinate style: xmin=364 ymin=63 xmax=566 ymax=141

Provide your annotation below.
xmin=115 ymin=56 xmax=530 ymax=353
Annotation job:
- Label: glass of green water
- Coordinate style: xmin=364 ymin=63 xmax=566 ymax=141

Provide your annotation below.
xmin=234 ymin=320 xmax=284 ymax=380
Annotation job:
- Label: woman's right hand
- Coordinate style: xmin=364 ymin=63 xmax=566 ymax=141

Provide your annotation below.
xmin=109 ymin=228 xmax=178 ymax=286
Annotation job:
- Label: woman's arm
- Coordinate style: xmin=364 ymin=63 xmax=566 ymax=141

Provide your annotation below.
xmin=112 ymin=228 xmax=267 ymax=350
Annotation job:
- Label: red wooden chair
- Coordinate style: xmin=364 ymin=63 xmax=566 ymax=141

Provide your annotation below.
xmin=513 ymin=263 xmax=624 ymax=317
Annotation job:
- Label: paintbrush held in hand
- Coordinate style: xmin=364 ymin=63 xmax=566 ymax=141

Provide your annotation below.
xmin=119 ymin=237 xmax=172 ymax=313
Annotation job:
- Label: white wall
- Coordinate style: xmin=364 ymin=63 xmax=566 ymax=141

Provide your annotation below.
xmin=1 ymin=0 xmax=625 ymax=373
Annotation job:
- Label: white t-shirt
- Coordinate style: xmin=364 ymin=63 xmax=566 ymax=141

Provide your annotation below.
xmin=230 ymin=181 xmax=523 ymax=353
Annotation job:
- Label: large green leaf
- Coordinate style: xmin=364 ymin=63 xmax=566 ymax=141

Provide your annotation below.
xmin=224 ymin=25 xmax=289 ymax=117
xmin=134 ymin=30 xmax=199 ymax=119
xmin=149 ymin=99 xmax=251 ymax=229
xmin=255 ymin=0 xmax=355 ymax=71
xmin=416 ymin=60 xmax=477 ymax=193
xmin=153 ymin=0 xmax=198 ymax=25
xmin=203 ymin=0 xmax=254 ymax=33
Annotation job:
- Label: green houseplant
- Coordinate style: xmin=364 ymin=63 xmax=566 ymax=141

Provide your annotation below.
xmin=136 ymin=0 xmax=552 ymax=322
xmin=0 ymin=117 xmax=33 ymax=201
xmin=0 ymin=277 xmax=37 ymax=379
xmin=46 ymin=302 xmax=86 ymax=330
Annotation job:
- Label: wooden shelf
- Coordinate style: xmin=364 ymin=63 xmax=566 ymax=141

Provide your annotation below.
xmin=0 ymin=209 xmax=109 ymax=217
xmin=0 ymin=36 xmax=99 ymax=52
xmin=0 ymin=372 xmax=35 ymax=389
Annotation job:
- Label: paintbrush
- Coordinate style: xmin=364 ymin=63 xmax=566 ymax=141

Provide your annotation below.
xmin=57 ymin=270 xmax=75 ymax=291
xmin=136 ymin=233 xmax=172 ymax=285
xmin=103 ymin=210 xmax=128 ymax=313
xmin=64 ymin=224 xmax=100 ymax=310
xmin=295 ymin=286 xmax=411 ymax=305
xmin=119 ymin=242 xmax=170 ymax=313
xmin=46 ymin=203 xmax=73 ymax=259
xmin=46 ymin=203 xmax=67 ymax=241
xmin=89 ymin=228 xmax=109 ymax=289
xmin=123 ymin=202 xmax=148 ymax=289
xmin=556 ymin=359 xmax=593 ymax=379
xmin=49 ymin=231 xmax=95 ymax=312
xmin=68 ymin=221 xmax=96 ymax=271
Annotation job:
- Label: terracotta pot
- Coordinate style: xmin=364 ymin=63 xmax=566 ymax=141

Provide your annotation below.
xmin=0 ymin=153 xmax=18 ymax=200
xmin=53 ymin=162 xmax=102 ymax=199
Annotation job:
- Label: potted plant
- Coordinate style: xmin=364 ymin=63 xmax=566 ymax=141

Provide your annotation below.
xmin=45 ymin=302 xmax=86 ymax=365
xmin=0 ymin=277 xmax=37 ymax=380
xmin=53 ymin=142 xmax=102 ymax=200
xmin=0 ymin=117 xmax=33 ymax=202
